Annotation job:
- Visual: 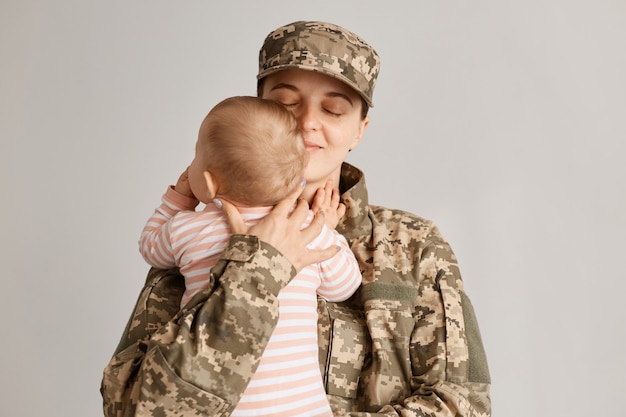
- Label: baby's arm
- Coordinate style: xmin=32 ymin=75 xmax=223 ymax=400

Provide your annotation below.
xmin=314 ymin=225 xmax=362 ymax=302
xmin=139 ymin=171 xmax=199 ymax=269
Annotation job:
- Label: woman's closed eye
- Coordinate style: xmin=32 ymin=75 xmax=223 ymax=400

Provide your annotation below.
xmin=321 ymin=101 xmax=350 ymax=117
xmin=323 ymin=107 xmax=344 ymax=117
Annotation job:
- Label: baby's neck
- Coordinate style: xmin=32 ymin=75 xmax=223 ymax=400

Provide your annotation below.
xmin=213 ymin=196 xmax=274 ymax=209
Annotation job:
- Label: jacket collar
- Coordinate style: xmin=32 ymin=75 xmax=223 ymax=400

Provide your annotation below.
xmin=337 ymin=163 xmax=372 ymax=241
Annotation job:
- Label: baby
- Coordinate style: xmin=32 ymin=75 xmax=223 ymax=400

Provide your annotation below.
xmin=139 ymin=96 xmax=361 ymax=416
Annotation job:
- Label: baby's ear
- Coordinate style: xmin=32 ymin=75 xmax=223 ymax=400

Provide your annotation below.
xmin=203 ymin=171 xmax=219 ymax=199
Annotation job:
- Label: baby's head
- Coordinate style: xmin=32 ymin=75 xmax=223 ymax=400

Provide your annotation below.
xmin=191 ymin=96 xmax=308 ymax=206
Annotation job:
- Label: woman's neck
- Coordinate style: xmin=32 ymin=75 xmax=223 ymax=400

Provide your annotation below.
xmin=301 ymin=171 xmax=342 ymax=204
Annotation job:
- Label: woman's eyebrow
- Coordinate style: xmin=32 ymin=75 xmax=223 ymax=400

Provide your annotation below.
xmin=269 ymin=83 xmax=298 ymax=92
xmin=327 ymin=92 xmax=354 ymax=106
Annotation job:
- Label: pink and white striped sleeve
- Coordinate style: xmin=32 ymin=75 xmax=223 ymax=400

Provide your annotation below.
xmin=138 ymin=186 xmax=198 ymax=269
xmin=313 ymin=225 xmax=362 ymax=302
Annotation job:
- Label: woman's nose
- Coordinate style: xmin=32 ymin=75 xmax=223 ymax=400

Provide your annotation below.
xmin=296 ymin=103 xmax=321 ymax=132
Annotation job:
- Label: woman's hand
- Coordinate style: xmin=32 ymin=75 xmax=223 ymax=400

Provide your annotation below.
xmin=218 ymin=184 xmax=339 ymax=272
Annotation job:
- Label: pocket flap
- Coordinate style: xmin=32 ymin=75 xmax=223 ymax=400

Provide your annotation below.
xmin=326 ymin=318 xmax=366 ymax=398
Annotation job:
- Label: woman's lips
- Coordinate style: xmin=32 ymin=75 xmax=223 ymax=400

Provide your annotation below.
xmin=305 ymin=141 xmax=322 ymax=151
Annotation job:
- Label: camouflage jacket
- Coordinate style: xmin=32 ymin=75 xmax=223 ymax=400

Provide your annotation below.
xmin=101 ymin=163 xmax=491 ymax=417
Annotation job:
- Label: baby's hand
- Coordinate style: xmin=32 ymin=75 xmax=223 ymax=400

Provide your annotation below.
xmin=311 ymin=180 xmax=345 ymax=229
xmin=174 ymin=168 xmax=197 ymax=200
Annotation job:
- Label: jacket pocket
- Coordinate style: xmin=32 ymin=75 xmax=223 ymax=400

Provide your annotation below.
xmin=101 ymin=342 xmax=145 ymax=417
xmin=325 ymin=318 xmax=367 ymax=398
xmin=135 ymin=346 xmax=231 ymax=416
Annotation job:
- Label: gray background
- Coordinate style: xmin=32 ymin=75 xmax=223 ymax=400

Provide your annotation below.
xmin=2 ymin=1 xmax=625 ymax=416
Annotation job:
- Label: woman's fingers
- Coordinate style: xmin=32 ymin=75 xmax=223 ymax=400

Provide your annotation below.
xmin=219 ymin=198 xmax=248 ymax=234
xmin=300 ymin=244 xmax=340 ymax=268
xmin=271 ymin=183 xmax=305 ymax=217
xmin=218 ymin=182 xmax=339 ymax=271
xmin=244 ymin=184 xmax=304 ymax=246
xmin=286 ymin=209 xmax=338 ymax=271
xmin=296 ymin=205 xmax=325 ymax=243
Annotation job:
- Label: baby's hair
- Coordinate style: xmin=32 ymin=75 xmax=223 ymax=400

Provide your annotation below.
xmin=196 ymin=96 xmax=308 ymax=206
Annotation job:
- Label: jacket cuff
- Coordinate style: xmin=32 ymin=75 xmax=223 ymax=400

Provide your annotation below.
xmin=218 ymin=234 xmax=297 ymax=294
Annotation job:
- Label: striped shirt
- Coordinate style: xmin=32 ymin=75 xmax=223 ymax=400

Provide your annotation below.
xmin=139 ymin=187 xmax=362 ymax=416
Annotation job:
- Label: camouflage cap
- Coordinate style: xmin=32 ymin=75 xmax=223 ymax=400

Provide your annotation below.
xmin=258 ymin=21 xmax=380 ymax=107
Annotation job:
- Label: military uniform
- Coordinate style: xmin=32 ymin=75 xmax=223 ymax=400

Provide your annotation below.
xmin=101 ymin=162 xmax=491 ymax=417
xmin=102 ymin=20 xmax=491 ymax=417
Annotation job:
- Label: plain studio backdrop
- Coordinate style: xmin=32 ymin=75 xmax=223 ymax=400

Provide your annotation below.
xmin=1 ymin=1 xmax=624 ymax=416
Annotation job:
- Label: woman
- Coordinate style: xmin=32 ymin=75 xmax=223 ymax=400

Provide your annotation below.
xmin=102 ymin=20 xmax=491 ymax=417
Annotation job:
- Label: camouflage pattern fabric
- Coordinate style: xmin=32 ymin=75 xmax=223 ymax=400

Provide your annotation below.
xmin=258 ymin=21 xmax=381 ymax=107
xmin=321 ymin=163 xmax=491 ymax=416
xmin=101 ymin=162 xmax=491 ymax=416
xmin=101 ymin=236 xmax=297 ymax=416
xmin=100 ymin=267 xmax=184 ymax=417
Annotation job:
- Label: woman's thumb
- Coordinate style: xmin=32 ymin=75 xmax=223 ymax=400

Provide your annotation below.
xmin=215 ymin=198 xmax=247 ymax=234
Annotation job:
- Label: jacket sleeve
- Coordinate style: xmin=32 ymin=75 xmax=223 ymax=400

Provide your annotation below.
xmin=373 ymin=228 xmax=491 ymax=417
xmin=102 ymin=234 xmax=296 ymax=417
